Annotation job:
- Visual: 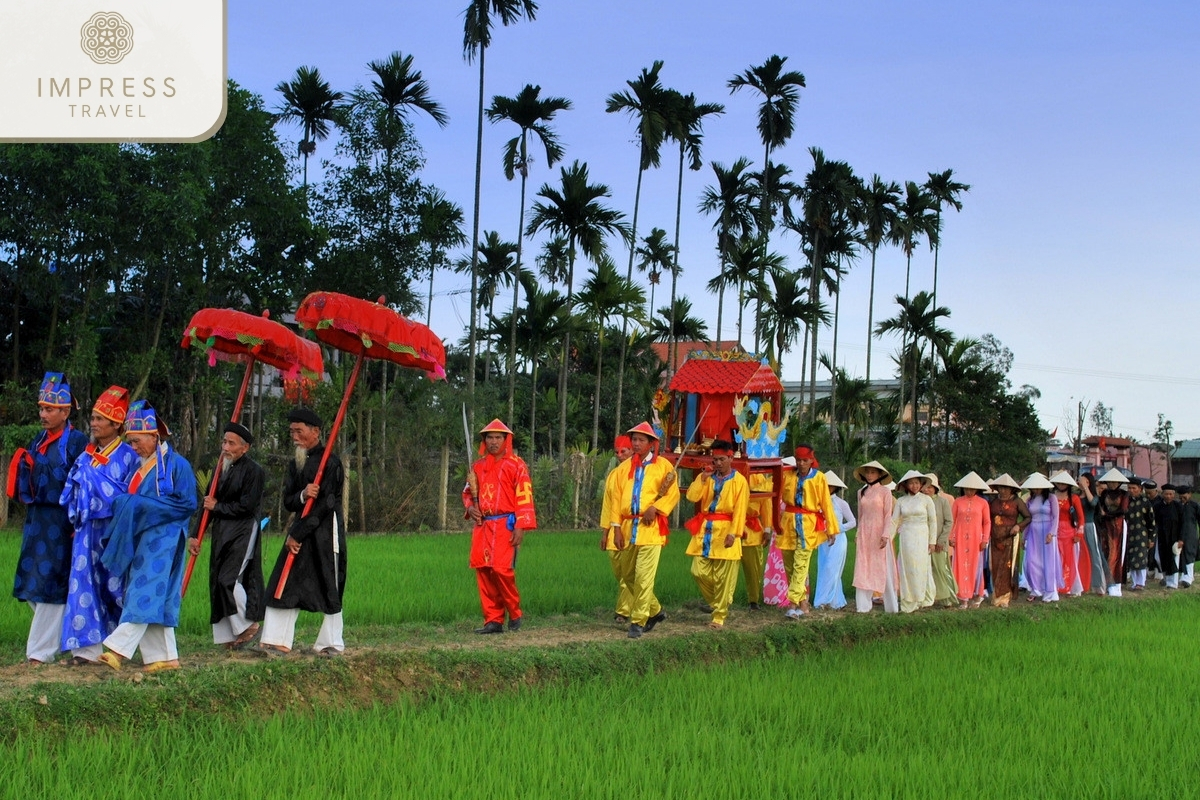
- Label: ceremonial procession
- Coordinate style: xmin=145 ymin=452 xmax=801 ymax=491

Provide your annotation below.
xmin=1 ymin=1 xmax=1196 ymax=795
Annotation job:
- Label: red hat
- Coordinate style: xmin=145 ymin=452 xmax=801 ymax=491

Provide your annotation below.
xmin=626 ymin=422 xmax=659 ymax=440
xmin=93 ymin=385 xmax=130 ymax=424
xmin=479 ymin=419 xmax=514 ymax=436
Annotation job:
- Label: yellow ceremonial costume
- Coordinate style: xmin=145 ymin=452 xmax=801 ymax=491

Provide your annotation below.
xmin=601 ymin=452 xmax=680 ymax=627
xmin=741 ymin=473 xmax=774 ymax=605
xmin=685 ymin=470 xmax=749 ymax=625
xmin=601 ymin=464 xmax=634 ymax=620
xmin=779 ymin=468 xmax=840 ymax=605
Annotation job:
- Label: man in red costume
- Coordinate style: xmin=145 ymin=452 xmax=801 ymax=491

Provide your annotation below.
xmin=463 ymin=419 xmax=537 ymax=634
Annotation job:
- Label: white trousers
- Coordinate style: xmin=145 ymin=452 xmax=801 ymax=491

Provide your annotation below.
xmin=27 ymin=602 xmax=65 ymax=663
xmin=1183 ymin=563 xmax=1195 ymax=583
xmin=1128 ymin=568 xmax=1147 ymax=588
xmin=72 ymin=643 xmax=103 ymax=662
xmin=260 ymin=607 xmax=344 ymax=652
xmin=855 ymin=572 xmax=899 ymax=614
xmin=212 ymin=581 xmax=255 ymax=644
xmin=1165 ymin=573 xmax=1180 ymax=588
xmin=104 ymin=623 xmax=178 ymax=663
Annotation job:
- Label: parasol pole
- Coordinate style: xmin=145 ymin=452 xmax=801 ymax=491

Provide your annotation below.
xmin=274 ymin=349 xmax=365 ymax=600
xmin=182 ymin=355 xmax=257 ymax=597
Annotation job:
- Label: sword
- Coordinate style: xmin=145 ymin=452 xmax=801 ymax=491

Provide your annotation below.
xmin=463 ymin=404 xmax=479 ymax=506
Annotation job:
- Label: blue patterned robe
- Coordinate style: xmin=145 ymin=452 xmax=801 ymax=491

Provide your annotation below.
xmin=59 ymin=439 xmax=140 ymax=649
xmin=11 ymin=424 xmax=89 ymax=604
xmin=100 ymin=444 xmax=198 ymax=626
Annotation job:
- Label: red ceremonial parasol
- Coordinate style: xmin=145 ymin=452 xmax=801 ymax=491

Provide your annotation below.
xmin=180 ymin=308 xmax=324 ymax=596
xmin=273 ymin=291 xmax=446 ymax=599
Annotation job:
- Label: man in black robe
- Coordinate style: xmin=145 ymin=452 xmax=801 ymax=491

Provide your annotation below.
xmin=1154 ymin=485 xmax=1184 ymax=588
xmin=260 ymin=407 xmax=346 ymax=656
xmin=188 ymin=421 xmax=265 ymax=649
xmin=1178 ymin=486 xmax=1200 ymax=589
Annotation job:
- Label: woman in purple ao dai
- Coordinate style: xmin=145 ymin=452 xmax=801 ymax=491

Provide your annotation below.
xmin=1021 ymin=473 xmax=1061 ymax=602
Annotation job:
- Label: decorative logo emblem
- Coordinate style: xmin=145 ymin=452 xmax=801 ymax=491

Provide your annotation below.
xmin=80 ymin=12 xmax=134 ymax=64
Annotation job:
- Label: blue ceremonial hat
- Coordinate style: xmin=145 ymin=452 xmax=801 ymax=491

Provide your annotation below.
xmin=125 ymin=399 xmax=166 ymax=436
xmin=38 ymin=372 xmax=73 ymax=408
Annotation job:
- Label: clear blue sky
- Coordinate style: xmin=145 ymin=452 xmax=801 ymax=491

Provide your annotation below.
xmin=228 ymin=0 xmax=1200 ymax=443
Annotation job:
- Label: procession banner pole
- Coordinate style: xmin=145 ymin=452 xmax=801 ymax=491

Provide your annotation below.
xmin=182 ymin=355 xmax=256 ymax=597
xmin=274 ymin=350 xmax=364 ymax=600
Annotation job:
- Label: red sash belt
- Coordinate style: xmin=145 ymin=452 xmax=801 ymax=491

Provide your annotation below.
xmin=5 ymin=448 xmax=30 ymax=499
xmin=783 ymin=505 xmax=827 ymax=532
xmin=620 ymin=512 xmax=670 ymax=543
xmin=684 ymin=512 xmax=733 ymax=536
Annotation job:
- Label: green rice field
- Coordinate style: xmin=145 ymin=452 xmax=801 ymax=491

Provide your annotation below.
xmin=3 ymin=528 xmax=1200 ymax=798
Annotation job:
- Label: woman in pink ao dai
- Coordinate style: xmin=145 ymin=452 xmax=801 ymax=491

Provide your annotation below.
xmin=950 ymin=471 xmax=992 ymax=608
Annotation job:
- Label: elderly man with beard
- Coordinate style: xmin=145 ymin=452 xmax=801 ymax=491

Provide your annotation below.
xmin=8 ymin=372 xmax=89 ymax=665
xmin=188 ymin=422 xmax=265 ymax=649
xmin=261 ymin=407 xmax=346 ymax=657
xmin=59 ymin=385 xmax=139 ymax=664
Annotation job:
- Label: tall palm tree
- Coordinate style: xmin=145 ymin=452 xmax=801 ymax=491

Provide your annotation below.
xmin=923 ymin=169 xmax=969 ymax=309
xmin=525 ymin=160 xmax=630 ymax=456
xmin=875 ymin=291 xmax=952 ymax=461
xmin=472 ymin=231 xmax=519 ymax=380
xmin=274 ymin=66 xmax=343 ymax=188
xmin=891 ymin=181 xmax=939 ymax=457
xmin=635 ymin=227 xmax=676 ymax=315
xmin=663 ymin=90 xmax=723 ymax=376
xmin=793 ymin=148 xmax=858 ymax=421
xmin=487 ymin=83 xmax=572 ymax=421
xmin=356 ymin=51 xmax=448 ymax=140
xmin=855 ymin=175 xmax=901 ymax=385
xmin=415 ymin=188 xmax=467 ymax=327
xmin=606 ymin=62 xmax=670 ymax=435
xmin=462 ymin=0 xmax=538 ymax=425
xmin=698 ymin=157 xmax=757 ymax=347
xmin=501 ymin=273 xmax=571 ymax=453
xmin=755 ymin=269 xmax=820 ymax=370
xmin=722 ymin=236 xmax=783 ymax=346
xmin=575 ymin=259 xmax=647 ymax=450
xmin=650 ymin=295 xmax=709 ymax=344
xmin=535 ymin=236 xmax=570 ymax=287
xmin=728 ymin=55 xmax=806 ymax=349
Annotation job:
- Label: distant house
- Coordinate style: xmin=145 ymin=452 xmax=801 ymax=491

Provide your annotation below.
xmin=1076 ymin=435 xmax=1170 ymax=483
xmin=1172 ymin=439 xmax=1200 ymax=486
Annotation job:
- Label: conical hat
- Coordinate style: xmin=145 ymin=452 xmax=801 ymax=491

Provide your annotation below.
xmin=1021 ymin=472 xmax=1055 ymax=490
xmin=479 ymin=418 xmax=513 ymax=436
xmin=1048 ymin=470 xmax=1077 ymax=488
xmin=924 ymin=473 xmax=942 ymax=490
xmin=780 ymin=456 xmax=796 ymax=470
xmin=824 ymin=470 xmax=846 ymax=489
xmin=896 ymin=469 xmax=930 ymax=487
xmin=1098 ymin=468 xmax=1128 ymax=485
xmin=882 ymin=481 xmax=897 ymax=492
xmin=987 ymin=473 xmax=1021 ymax=490
xmin=626 ymin=421 xmax=659 ymax=440
xmin=954 ymin=471 xmax=990 ymax=491
xmin=853 ymin=460 xmax=891 ymax=484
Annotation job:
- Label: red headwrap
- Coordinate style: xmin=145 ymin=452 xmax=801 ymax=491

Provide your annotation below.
xmin=613 ymin=435 xmax=632 ymax=451
xmin=794 ymin=445 xmax=819 ymax=470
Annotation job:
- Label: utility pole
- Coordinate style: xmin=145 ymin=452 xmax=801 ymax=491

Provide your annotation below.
xmin=1074 ymin=399 xmax=1089 ymax=456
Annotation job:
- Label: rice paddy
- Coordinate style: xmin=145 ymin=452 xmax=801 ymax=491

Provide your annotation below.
xmin=3 ymin=528 xmax=1199 ymax=798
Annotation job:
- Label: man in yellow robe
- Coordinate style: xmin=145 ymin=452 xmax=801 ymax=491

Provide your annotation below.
xmin=685 ymin=441 xmax=748 ymax=628
xmin=598 ymin=435 xmax=634 ymax=624
xmin=600 ymin=422 xmax=680 ymax=639
xmin=743 ymin=472 xmax=773 ymax=610
xmin=778 ymin=443 xmax=840 ymax=618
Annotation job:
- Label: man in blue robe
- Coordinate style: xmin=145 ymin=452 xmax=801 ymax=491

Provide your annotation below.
xmin=98 ymin=400 xmax=198 ymax=672
xmin=8 ymin=372 xmax=88 ymax=664
xmin=59 ymin=385 xmax=140 ymax=664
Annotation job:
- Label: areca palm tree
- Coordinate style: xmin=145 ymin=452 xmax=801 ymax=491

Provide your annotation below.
xmin=723 ymin=236 xmax=783 ymax=346
xmin=792 ymin=147 xmax=859 ymax=420
xmin=923 ymin=169 xmax=969 ymax=309
xmin=875 ymin=291 xmax=952 ymax=461
xmin=728 ymin=55 xmax=806 ymax=348
xmin=606 ymin=62 xmax=670 ymax=436
xmin=650 ymin=296 xmax=709 ymax=344
xmin=575 ymin=259 xmax=647 ymax=450
xmin=473 ymin=231 xmax=520 ymax=380
xmin=525 ymin=160 xmax=630 ymax=456
xmin=497 ymin=273 xmax=571 ymax=452
xmin=535 ymin=236 xmax=570 ymax=286
xmin=755 ymin=269 xmax=820 ymax=369
xmin=415 ymin=188 xmax=467 ymax=327
xmin=463 ymin=0 xmax=538 ymax=423
xmin=891 ymin=181 xmax=940 ymax=456
xmin=635 ymin=227 xmax=676 ymax=315
xmin=663 ymin=89 xmax=723 ymax=376
xmin=698 ymin=157 xmax=757 ymax=347
xmin=274 ymin=66 xmax=343 ymax=188
xmin=487 ymin=83 xmax=572 ymax=421
xmin=855 ymin=175 xmax=901 ymax=384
